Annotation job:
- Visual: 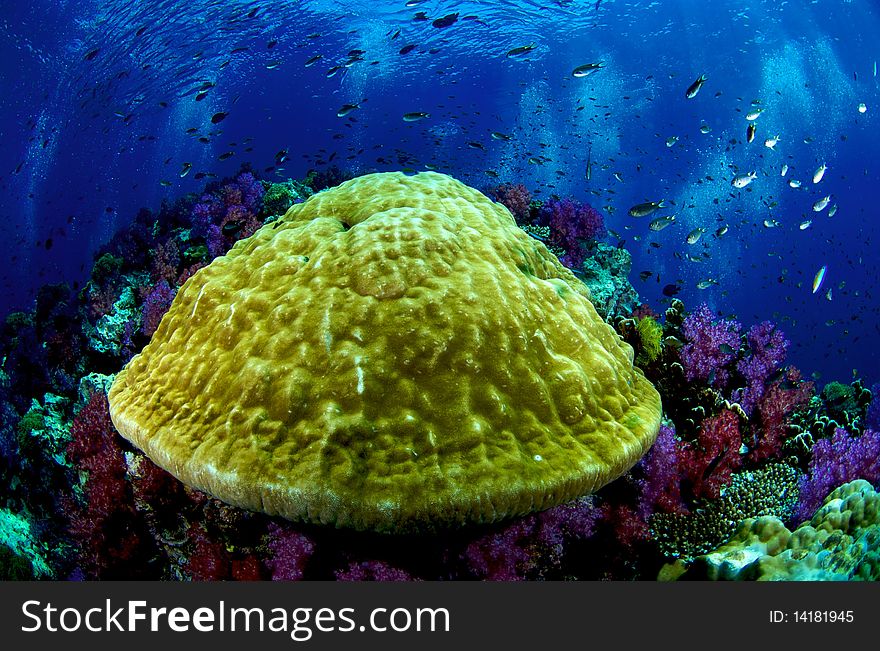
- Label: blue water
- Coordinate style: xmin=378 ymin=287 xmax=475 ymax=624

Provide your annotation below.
xmin=1 ymin=0 xmax=878 ymax=384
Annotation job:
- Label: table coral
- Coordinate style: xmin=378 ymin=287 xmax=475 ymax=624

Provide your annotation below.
xmin=108 ymin=171 xmax=661 ymax=533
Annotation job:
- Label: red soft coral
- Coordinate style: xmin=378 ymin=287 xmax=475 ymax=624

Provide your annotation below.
xmin=66 ymin=392 xmax=156 ymax=578
xmin=678 ymin=409 xmax=743 ymax=500
xmin=749 ymin=367 xmax=813 ymax=463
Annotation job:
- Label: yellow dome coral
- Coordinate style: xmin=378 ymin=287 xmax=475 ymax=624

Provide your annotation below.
xmin=108 ymin=172 xmax=661 ymax=532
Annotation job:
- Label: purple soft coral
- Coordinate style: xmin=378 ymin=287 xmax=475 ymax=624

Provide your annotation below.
xmin=461 ymin=497 xmax=598 ymax=580
xmin=736 ymin=321 xmax=789 ymax=414
xmin=265 ymin=522 xmax=315 ymax=581
xmin=680 ymin=303 xmax=742 ymax=389
xmin=636 ymin=424 xmax=686 ymax=519
xmin=190 ymin=172 xmax=265 ymax=255
xmin=794 ymin=427 xmax=880 ymax=522
xmin=539 ymin=198 xmax=606 ymax=269
xmin=141 ymin=280 xmax=176 ymax=338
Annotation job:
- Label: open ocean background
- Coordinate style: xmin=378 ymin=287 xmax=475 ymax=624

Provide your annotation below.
xmin=1 ymin=0 xmax=878 ymax=385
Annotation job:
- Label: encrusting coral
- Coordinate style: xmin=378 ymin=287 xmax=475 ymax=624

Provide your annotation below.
xmin=108 ymin=172 xmax=661 ymax=533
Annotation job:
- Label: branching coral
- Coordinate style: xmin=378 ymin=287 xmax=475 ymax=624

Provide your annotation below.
xmin=651 ymin=462 xmax=799 ymax=560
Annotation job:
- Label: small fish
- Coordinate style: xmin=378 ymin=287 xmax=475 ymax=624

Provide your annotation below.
xmin=685 ymin=74 xmax=708 ymax=99
xmin=506 ymin=43 xmax=536 ymax=58
xmin=211 ymin=112 xmax=228 ymax=124
xmin=715 ymin=225 xmax=729 ymax=237
xmin=699 ymin=124 xmax=711 ymax=134
xmin=403 ymin=111 xmax=430 ymax=121
xmin=812 ymin=163 xmax=827 ymax=184
xmin=828 ymin=204 xmax=838 ymax=217
xmin=789 ymin=179 xmax=802 ymax=188
xmin=399 ymin=44 xmax=416 ymax=55
xmin=686 ymin=227 xmax=705 ymax=244
xmin=304 ymin=54 xmax=323 ymax=67
xmin=572 ymin=62 xmax=605 ymax=78
xmin=858 ymin=102 xmax=867 ymax=113
xmin=745 ymin=108 xmax=763 ymax=121
xmin=666 ymin=135 xmax=679 ymax=147
xmin=84 ymin=48 xmax=100 ymax=61
xmin=467 ymin=141 xmax=485 ymax=150
xmin=781 ymin=163 xmax=789 ymax=177
xmin=731 ymin=171 xmax=757 ymax=188
xmin=490 ymin=132 xmax=511 ymax=141
xmin=218 ymin=151 xmax=235 ymax=161
xmin=812 ymin=264 xmax=827 ymax=294
xmin=799 ymin=220 xmax=812 ymax=230
xmin=764 ymin=134 xmax=780 ymax=149
xmin=763 ymin=219 xmax=780 ymax=228
xmin=265 ymin=60 xmax=282 ymax=70
xmin=629 ymin=200 xmax=665 ymax=217
xmin=337 ymin=103 xmax=361 ymax=117
xmin=697 ymin=278 xmax=719 ymax=289
xmin=432 ymin=13 xmax=459 ymax=28
xmin=275 ymin=149 xmax=289 ymax=164
xmin=825 ymin=288 xmax=833 ymax=301
xmin=649 ymin=215 xmax=676 ymax=231
xmin=718 ymin=343 xmax=736 ymax=355
xmin=639 ymin=271 xmax=653 ymax=281
xmin=662 ymin=283 xmax=682 ymax=297
xmin=405 ymin=0 xmax=426 ymax=6
xmin=812 ymin=195 xmax=831 ymax=212
xmin=179 ymin=162 xmax=192 ymax=178
xmin=746 ymin=122 xmax=756 ymax=143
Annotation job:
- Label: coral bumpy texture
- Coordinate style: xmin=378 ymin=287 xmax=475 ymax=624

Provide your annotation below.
xmin=108 ymin=172 xmax=661 ymax=533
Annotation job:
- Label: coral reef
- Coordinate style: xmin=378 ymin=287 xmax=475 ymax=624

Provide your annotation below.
xmin=579 ymin=243 xmax=640 ymax=320
xmin=652 ymin=462 xmax=799 ymax=560
xmin=261 ymin=179 xmax=312 ymax=217
xmin=489 ymin=183 xmax=532 ymax=223
xmin=794 ymin=428 xmax=880 ymax=523
xmin=679 ymin=304 xmax=741 ymax=388
xmin=108 ymin=172 xmax=661 ymax=532
xmin=0 ymin=166 xmax=876 ymax=582
xmin=674 ymin=480 xmax=880 ymax=580
xmin=538 ymin=197 xmax=606 ymax=269
xmin=735 ymin=321 xmax=789 ymax=415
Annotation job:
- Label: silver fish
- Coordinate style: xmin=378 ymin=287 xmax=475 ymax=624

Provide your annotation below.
xmin=649 ymin=215 xmax=676 ymax=231
xmin=572 ymin=62 xmax=605 ymax=78
xmin=731 ymin=171 xmax=757 ymax=188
